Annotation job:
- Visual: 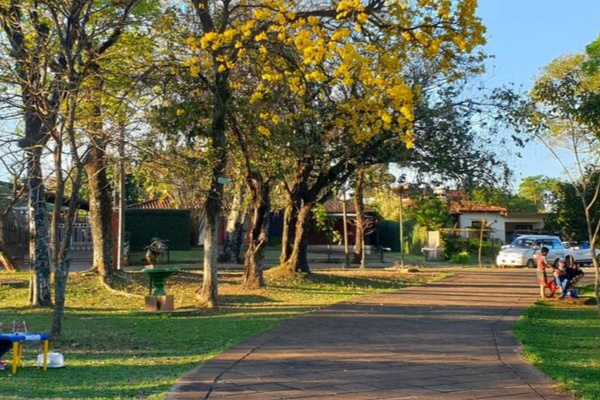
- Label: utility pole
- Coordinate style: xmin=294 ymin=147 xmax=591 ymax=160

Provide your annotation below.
xmin=341 ymin=188 xmax=350 ymax=268
xmin=399 ymin=192 xmax=404 ymax=269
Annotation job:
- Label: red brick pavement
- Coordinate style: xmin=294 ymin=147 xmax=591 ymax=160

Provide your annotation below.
xmin=165 ymin=270 xmax=573 ymax=400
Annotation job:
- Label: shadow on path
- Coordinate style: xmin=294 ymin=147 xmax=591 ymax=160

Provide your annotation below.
xmin=166 ymin=270 xmax=573 ymax=400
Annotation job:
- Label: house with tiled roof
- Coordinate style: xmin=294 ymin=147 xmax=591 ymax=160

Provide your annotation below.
xmin=450 ymin=201 xmax=545 ymax=243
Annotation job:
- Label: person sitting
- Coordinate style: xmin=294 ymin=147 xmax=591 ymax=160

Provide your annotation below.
xmin=566 ymin=261 xmax=585 ymax=298
xmin=554 ymin=260 xmax=569 ymax=300
xmin=537 ymin=247 xmax=557 ymax=298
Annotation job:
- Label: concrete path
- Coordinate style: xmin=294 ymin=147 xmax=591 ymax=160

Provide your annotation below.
xmin=166 ymin=270 xmax=573 ymax=400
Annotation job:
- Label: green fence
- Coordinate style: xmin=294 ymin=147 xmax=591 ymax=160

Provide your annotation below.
xmin=126 ymin=209 xmax=191 ymax=251
xmin=379 ymin=220 xmax=400 ymax=252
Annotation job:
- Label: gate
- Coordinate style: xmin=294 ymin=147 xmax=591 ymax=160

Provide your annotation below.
xmin=59 ymin=222 xmax=93 ymax=251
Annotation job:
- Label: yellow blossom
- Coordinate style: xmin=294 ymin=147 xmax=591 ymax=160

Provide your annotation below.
xmin=250 ymin=92 xmax=264 ymax=104
xmin=258 ymin=125 xmax=271 ymax=137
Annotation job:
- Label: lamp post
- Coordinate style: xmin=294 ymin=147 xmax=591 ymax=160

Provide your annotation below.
xmin=117 ymin=121 xmax=126 ymax=270
xmin=395 ymin=182 xmax=410 ymax=269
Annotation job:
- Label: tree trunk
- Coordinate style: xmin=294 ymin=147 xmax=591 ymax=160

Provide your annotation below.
xmin=20 ymin=97 xmax=53 ymax=306
xmin=353 ymin=169 xmax=365 ymax=266
xmin=243 ymin=174 xmax=270 ymax=289
xmin=50 ymin=142 xmax=64 ymax=274
xmin=219 ymin=183 xmax=246 ymax=263
xmin=279 ymin=196 xmax=299 ymax=265
xmin=27 ymin=145 xmax=52 ymax=307
xmin=85 ymin=68 xmax=114 ymax=277
xmin=582 ymin=205 xmax=600 ymax=335
xmin=198 ymin=73 xmax=229 ymax=309
xmin=85 ymin=135 xmax=113 ymax=278
xmin=478 ymin=219 xmax=486 ymax=267
xmin=0 ymin=218 xmax=16 ymax=272
xmin=283 ymin=203 xmax=312 ymax=273
xmin=51 ymin=165 xmax=85 ymax=338
xmin=233 ymin=211 xmax=246 ymax=264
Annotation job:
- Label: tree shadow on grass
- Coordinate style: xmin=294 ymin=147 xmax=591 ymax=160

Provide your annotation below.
xmin=0 ymin=360 xmax=201 ymax=400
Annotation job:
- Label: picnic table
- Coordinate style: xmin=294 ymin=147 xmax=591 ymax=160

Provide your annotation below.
xmin=0 ymin=333 xmax=50 ymax=373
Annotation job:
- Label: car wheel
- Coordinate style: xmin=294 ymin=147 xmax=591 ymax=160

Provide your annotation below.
xmin=526 ymin=259 xmax=535 ymax=269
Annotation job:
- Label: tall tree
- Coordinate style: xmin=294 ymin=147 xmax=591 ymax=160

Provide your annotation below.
xmin=503 ymin=53 xmax=600 ymax=333
xmin=48 ymin=0 xmax=149 ymax=337
xmin=0 ymin=1 xmax=62 ymax=306
xmin=184 ymin=0 xmax=485 ymax=301
xmin=518 ymin=175 xmax=553 ymax=212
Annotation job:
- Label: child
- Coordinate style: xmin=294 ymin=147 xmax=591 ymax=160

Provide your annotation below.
xmin=537 ymin=247 xmax=557 ymax=298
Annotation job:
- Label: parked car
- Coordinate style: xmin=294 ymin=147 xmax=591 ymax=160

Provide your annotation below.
xmin=562 ymin=241 xmax=600 ymax=266
xmin=496 ymin=235 xmax=566 ymax=268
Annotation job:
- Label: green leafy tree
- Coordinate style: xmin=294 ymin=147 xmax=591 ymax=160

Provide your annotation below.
xmin=469 ymin=186 xmax=537 ymax=213
xmin=409 ymin=197 xmax=450 ymax=231
xmin=518 ymin=175 xmax=554 ymax=212
xmin=501 ymin=53 xmax=600 ymax=331
xmin=545 ymin=174 xmax=600 ymax=242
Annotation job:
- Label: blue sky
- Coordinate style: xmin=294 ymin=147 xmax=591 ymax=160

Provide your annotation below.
xmin=476 ymin=0 xmax=600 ymax=187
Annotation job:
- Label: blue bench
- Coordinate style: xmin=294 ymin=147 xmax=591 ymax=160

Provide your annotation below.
xmin=0 ymin=333 xmax=50 ymax=373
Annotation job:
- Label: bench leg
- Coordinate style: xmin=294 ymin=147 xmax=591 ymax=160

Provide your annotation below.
xmin=11 ymin=342 xmax=20 ymax=374
xmin=18 ymin=342 xmax=23 ymax=366
xmin=42 ymin=340 xmax=49 ymax=371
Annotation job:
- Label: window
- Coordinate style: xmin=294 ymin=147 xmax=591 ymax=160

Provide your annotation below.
xmin=515 ymin=224 xmax=533 ymax=230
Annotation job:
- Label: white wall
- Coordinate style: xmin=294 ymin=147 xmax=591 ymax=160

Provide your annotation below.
xmin=457 ymin=213 xmax=506 ymax=243
xmin=458 ymin=212 xmax=546 ymax=243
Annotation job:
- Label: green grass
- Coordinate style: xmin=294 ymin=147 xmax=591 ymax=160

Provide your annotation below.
xmin=0 ymin=268 xmax=445 ymax=400
xmin=514 ymin=285 xmax=600 ymax=400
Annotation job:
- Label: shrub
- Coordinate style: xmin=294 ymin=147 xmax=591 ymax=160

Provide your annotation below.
xmin=442 ymin=232 xmax=469 ymax=259
xmin=449 ymin=251 xmax=471 ymax=264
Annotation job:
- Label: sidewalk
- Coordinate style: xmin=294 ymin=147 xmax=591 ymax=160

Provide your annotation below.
xmin=166 ymin=270 xmax=573 ymax=400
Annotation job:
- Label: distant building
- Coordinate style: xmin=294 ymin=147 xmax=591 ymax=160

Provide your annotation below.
xmin=449 ymin=201 xmax=545 ymax=243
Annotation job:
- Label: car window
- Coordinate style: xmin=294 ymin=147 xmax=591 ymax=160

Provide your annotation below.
xmin=542 ymin=240 xmax=554 ymax=249
xmin=552 ymin=239 xmax=563 ymax=249
xmin=511 ymin=238 xmax=535 ymax=248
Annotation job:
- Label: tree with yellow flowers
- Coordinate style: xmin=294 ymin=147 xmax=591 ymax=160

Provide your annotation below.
xmin=184 ymin=0 xmax=485 ymax=307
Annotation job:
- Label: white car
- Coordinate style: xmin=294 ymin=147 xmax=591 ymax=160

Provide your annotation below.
xmin=496 ymin=235 xmax=566 ymax=268
xmin=563 ymin=242 xmax=600 ymax=266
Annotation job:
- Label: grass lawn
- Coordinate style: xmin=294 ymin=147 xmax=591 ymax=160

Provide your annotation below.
xmin=0 ymin=268 xmax=445 ymax=400
xmin=514 ymin=286 xmax=600 ymax=400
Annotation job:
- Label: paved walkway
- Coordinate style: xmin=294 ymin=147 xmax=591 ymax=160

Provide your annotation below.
xmin=166 ymin=270 xmax=573 ymax=400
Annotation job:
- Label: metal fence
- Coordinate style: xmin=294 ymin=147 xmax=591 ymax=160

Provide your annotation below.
xmin=2 ymin=210 xmax=93 ymax=261
xmin=58 ymin=222 xmax=92 ymax=251
xmin=127 ymin=245 xmax=386 ymax=266
xmin=2 ymin=209 xmax=28 ymax=261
